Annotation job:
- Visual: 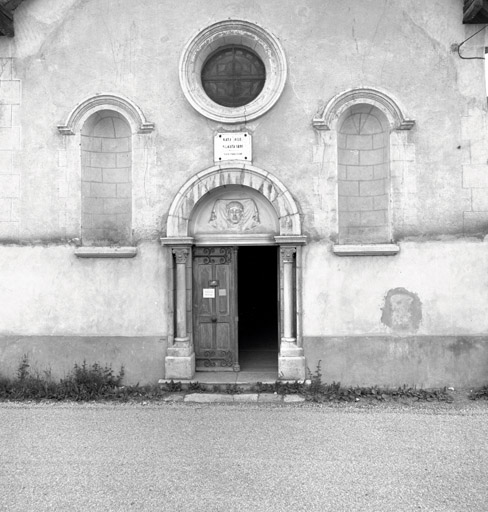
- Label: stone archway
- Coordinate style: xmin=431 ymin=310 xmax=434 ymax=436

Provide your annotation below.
xmin=161 ymin=163 xmax=306 ymax=381
xmin=165 ymin=163 xmax=302 ymax=239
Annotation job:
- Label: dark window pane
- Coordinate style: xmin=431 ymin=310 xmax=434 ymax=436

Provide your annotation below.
xmin=202 ymin=46 xmax=266 ymax=107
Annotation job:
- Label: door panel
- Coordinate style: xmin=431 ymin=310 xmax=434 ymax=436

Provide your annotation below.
xmin=193 ymin=247 xmax=239 ymax=371
xmin=198 ymin=323 xmax=213 ymax=350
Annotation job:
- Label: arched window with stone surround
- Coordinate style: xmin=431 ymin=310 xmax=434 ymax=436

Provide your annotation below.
xmin=337 ymin=104 xmax=390 ymax=244
xmin=312 ymin=87 xmax=415 ymax=255
xmin=80 ymin=111 xmax=132 ymax=245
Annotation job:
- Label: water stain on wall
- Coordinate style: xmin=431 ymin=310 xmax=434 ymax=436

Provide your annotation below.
xmin=447 ymin=336 xmax=479 ymax=357
xmin=381 ymin=287 xmax=422 ymax=332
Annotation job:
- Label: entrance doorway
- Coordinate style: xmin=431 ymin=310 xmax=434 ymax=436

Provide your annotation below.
xmin=238 ymin=246 xmax=279 ymax=371
xmin=192 ymin=245 xmax=278 ymax=372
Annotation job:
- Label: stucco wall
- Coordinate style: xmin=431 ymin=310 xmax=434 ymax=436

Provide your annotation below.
xmin=0 ymin=241 xmax=169 ymax=384
xmin=0 ymin=242 xmax=167 ymax=335
xmin=1 ymin=1 xmax=488 ymax=386
xmin=302 ymin=239 xmax=488 ymax=336
xmin=0 ymin=336 xmax=167 ymax=385
xmin=0 ymin=0 xmax=484 ymax=243
xmin=0 ymin=239 xmax=486 ymax=386
xmin=300 ymin=239 xmax=488 ymax=386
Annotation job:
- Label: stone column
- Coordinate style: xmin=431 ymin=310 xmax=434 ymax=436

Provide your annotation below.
xmin=279 ymin=246 xmax=306 ymax=381
xmin=174 ymin=248 xmax=189 ymax=343
xmin=281 ymin=247 xmax=296 ymax=343
xmin=165 ymin=246 xmax=195 ymax=379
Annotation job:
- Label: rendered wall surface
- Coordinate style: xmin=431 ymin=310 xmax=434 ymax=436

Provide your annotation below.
xmin=0 ymin=336 xmax=167 ymax=385
xmin=0 ymin=242 xmax=168 ymax=384
xmin=0 ymin=0 xmax=487 ymax=385
xmin=0 ymin=243 xmax=167 ymax=335
xmin=0 ymin=0 xmax=483 ymax=243
xmin=299 ymin=239 xmax=488 ymax=387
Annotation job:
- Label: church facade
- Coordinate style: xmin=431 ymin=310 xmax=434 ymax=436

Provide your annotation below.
xmin=1 ymin=0 xmax=488 ymax=387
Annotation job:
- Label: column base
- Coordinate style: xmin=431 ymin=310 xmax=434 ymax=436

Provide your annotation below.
xmin=278 ymin=355 xmax=306 ymax=381
xmin=167 ymin=340 xmax=192 ymax=357
xmin=279 ymin=340 xmax=306 ymax=380
xmin=280 ymin=339 xmax=302 ymax=356
xmin=165 ymin=352 xmax=195 ymax=380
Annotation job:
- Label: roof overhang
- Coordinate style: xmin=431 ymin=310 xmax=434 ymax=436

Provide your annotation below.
xmin=0 ymin=0 xmax=24 ymax=36
xmin=464 ymin=0 xmax=488 ymax=23
xmin=0 ymin=2 xmax=485 ymax=36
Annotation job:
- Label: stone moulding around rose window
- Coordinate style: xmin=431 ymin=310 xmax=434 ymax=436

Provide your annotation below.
xmin=57 ymin=93 xmax=155 ymax=135
xmin=179 ymin=19 xmax=287 ymax=124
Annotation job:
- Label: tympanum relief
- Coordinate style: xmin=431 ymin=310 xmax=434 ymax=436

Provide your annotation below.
xmin=209 ymin=199 xmax=260 ymax=231
xmin=189 ymin=184 xmax=280 ymax=239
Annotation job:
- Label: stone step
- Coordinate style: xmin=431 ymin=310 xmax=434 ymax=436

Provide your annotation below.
xmin=158 ymin=378 xmax=311 ymax=392
xmin=160 ymin=392 xmax=306 ymax=403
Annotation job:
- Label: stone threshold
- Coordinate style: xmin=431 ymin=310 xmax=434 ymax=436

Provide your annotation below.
xmin=162 ymin=393 xmax=306 ymax=404
xmin=159 ymin=370 xmax=311 ymax=390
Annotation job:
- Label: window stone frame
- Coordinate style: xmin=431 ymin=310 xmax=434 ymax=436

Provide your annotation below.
xmin=312 ymin=87 xmax=416 ymax=256
xmin=179 ymin=19 xmax=287 ymax=124
xmin=57 ymin=93 xmax=154 ymax=257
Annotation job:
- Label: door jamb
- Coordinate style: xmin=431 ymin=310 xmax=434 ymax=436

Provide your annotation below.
xmin=162 ymin=235 xmax=306 ymax=379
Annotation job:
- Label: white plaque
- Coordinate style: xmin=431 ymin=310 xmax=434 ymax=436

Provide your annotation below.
xmin=203 ymin=288 xmax=215 ymax=298
xmin=214 ymin=132 xmax=252 ymax=162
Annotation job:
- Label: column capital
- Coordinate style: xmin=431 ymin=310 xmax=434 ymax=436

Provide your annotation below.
xmin=172 ymin=247 xmax=190 ymax=264
xmin=280 ymin=246 xmax=296 ymax=263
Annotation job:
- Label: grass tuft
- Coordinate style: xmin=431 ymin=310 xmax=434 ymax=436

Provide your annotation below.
xmin=0 ymin=356 xmax=455 ymax=403
xmin=469 ymin=385 xmax=488 ymax=400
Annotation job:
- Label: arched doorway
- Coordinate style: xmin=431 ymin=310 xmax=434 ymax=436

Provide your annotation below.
xmin=161 ymin=163 xmax=306 ymax=380
xmin=189 ymin=185 xmax=280 ymax=372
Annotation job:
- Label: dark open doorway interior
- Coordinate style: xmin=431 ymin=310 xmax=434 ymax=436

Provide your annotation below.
xmin=238 ymin=246 xmax=278 ymax=370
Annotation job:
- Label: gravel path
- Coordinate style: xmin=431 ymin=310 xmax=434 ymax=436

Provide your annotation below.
xmin=1 ymin=401 xmax=487 ymax=511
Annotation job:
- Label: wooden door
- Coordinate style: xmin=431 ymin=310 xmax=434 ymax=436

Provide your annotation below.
xmin=193 ymin=247 xmax=239 ymax=371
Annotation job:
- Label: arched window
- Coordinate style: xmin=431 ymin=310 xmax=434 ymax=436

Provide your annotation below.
xmin=337 ymin=104 xmax=390 ymax=244
xmin=81 ymin=111 xmax=132 ymax=245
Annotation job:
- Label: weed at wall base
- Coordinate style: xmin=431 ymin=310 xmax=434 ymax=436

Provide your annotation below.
xmin=0 ymin=356 xmax=130 ymax=401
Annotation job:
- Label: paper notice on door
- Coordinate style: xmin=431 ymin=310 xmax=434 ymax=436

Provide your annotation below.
xmin=203 ymin=288 xmax=215 ymax=298
xmin=218 ymin=289 xmax=227 ymax=296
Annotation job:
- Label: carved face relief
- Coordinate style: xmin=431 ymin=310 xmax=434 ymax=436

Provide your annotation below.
xmin=226 ymin=201 xmax=244 ymax=225
xmin=209 ymin=198 xmax=260 ymax=231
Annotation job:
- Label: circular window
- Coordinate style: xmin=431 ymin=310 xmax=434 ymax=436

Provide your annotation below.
xmin=202 ymin=46 xmax=266 ymax=108
xmin=179 ymin=20 xmax=287 ymax=124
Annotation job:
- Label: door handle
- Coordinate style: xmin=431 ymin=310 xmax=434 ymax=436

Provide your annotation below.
xmin=211 ymin=316 xmax=217 ymax=323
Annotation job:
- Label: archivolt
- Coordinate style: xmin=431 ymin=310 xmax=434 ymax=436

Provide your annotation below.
xmin=312 ymin=87 xmax=415 ymax=131
xmin=166 ymin=163 xmax=301 ymax=237
xmin=57 ymin=93 xmax=154 ymax=135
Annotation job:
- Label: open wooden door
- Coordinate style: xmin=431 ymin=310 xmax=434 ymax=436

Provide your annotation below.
xmin=193 ymin=247 xmax=239 ymax=371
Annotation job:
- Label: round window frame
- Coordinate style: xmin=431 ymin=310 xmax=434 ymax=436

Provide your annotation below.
xmin=179 ymin=20 xmax=287 ymax=124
